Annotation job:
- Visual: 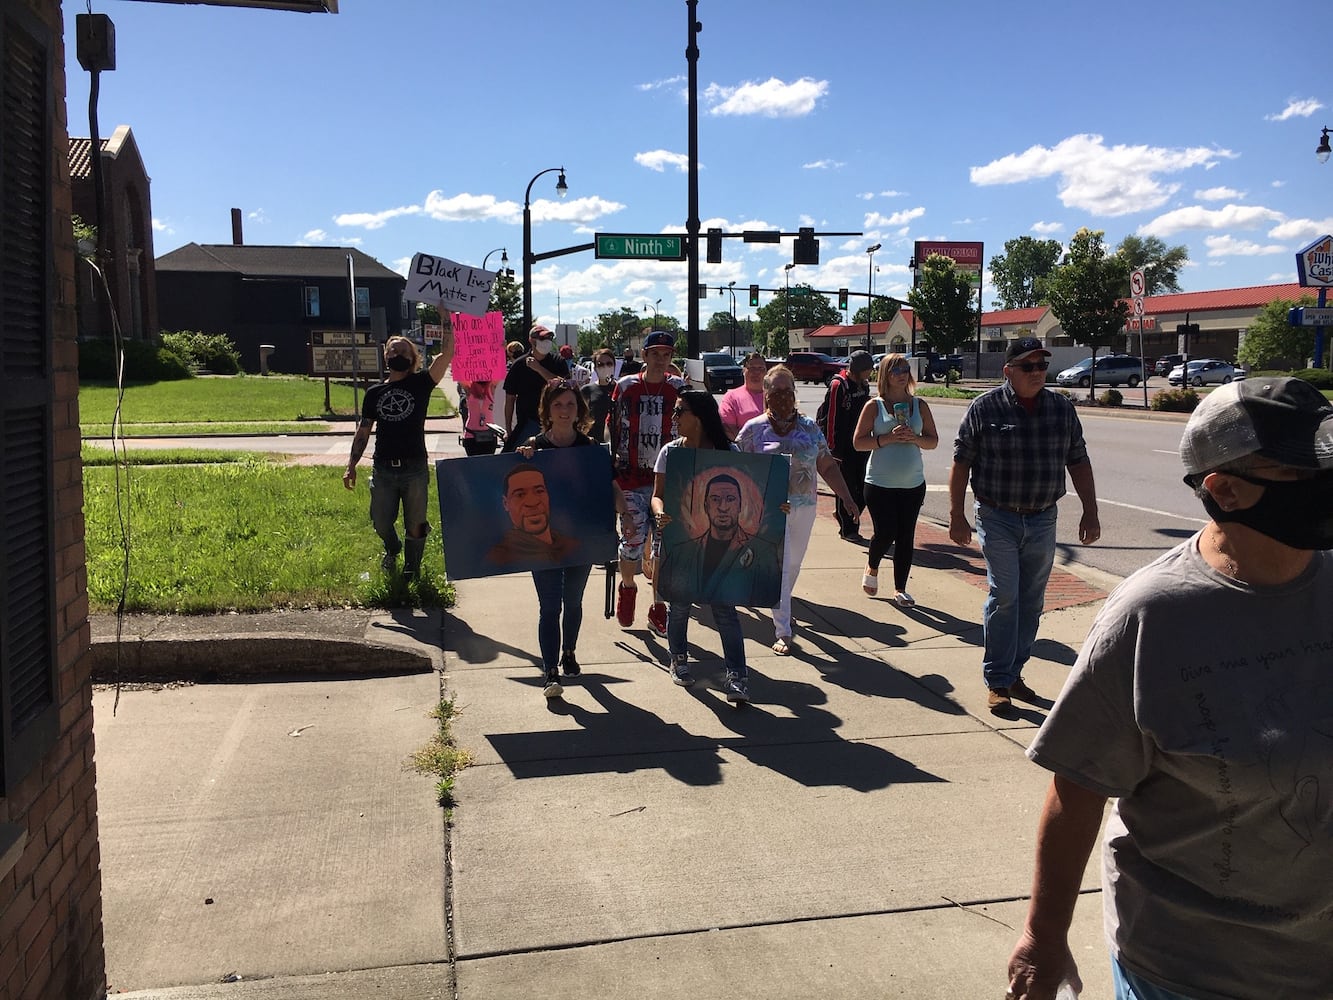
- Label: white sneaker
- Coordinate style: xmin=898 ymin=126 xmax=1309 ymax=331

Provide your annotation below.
xmin=894 ymin=591 xmax=916 ymax=608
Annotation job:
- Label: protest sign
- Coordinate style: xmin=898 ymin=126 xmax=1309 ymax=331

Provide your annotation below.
xmin=450 ymin=311 xmax=507 ymax=381
xmin=406 ymin=253 xmax=495 ymax=317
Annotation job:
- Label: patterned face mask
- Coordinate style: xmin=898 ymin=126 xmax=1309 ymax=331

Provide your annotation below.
xmin=767 ymin=388 xmax=796 ymax=418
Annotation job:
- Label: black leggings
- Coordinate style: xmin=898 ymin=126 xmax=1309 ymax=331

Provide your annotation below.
xmin=864 ymin=481 xmax=927 ymax=590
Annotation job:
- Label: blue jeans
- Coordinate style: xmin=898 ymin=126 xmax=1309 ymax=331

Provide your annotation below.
xmin=974 ymin=501 xmax=1057 ymax=690
xmin=1112 ymin=954 xmax=1198 ymax=1000
xmin=667 ymin=602 xmax=746 ymax=679
xmin=531 ymin=564 xmax=593 ymax=671
xmin=369 ymin=461 xmax=429 ymax=554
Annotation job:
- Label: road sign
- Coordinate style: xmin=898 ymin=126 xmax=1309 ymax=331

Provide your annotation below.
xmin=594 ymin=234 xmax=686 ymax=260
xmin=1290 ymin=306 xmax=1333 ymax=326
xmin=1129 ymin=269 xmax=1146 ymax=298
xmin=1296 ymin=235 xmax=1333 ymax=287
xmin=1133 ymin=297 xmax=1145 ymax=317
xmin=789 ymin=286 xmax=811 ymax=296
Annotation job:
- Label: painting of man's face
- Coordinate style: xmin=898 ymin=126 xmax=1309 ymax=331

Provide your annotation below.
xmin=503 ymin=468 xmax=550 ymax=535
xmin=704 ymin=479 xmax=741 ymax=535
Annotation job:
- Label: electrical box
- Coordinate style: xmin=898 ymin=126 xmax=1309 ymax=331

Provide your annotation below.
xmin=76 ymin=13 xmax=116 ymax=72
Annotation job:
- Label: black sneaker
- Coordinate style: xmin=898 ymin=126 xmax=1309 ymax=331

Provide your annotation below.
xmin=543 ymin=670 xmax=563 ymax=699
xmin=560 ymin=651 xmax=581 ymax=677
xmin=1008 ymin=677 xmax=1038 ymax=703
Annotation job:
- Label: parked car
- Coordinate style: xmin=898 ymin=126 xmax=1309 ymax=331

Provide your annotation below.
xmin=683 ymin=352 xmax=744 ymax=394
xmin=910 ymin=351 xmax=965 ymax=382
xmin=1153 ymin=353 xmax=1184 ymax=376
xmin=1167 ymin=359 xmax=1242 ymax=387
xmin=1055 ymin=354 xmax=1144 ymax=389
xmin=783 ymin=351 xmax=843 ymax=385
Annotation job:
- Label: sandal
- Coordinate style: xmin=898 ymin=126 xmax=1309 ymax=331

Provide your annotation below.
xmin=862 ymin=572 xmax=878 ymax=595
xmin=772 ymin=637 xmax=791 ymax=655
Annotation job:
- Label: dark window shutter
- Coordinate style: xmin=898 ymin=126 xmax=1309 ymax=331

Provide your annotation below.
xmin=1 ymin=7 xmax=59 ymax=795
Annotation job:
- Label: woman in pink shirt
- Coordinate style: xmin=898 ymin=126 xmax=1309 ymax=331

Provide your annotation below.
xmin=719 ymin=352 xmax=768 ymax=439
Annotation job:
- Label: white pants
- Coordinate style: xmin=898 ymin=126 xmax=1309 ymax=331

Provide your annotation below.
xmin=772 ymin=502 xmax=817 ymax=640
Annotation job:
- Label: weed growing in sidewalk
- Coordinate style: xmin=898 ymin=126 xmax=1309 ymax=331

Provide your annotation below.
xmin=407 ymin=697 xmax=473 ymax=814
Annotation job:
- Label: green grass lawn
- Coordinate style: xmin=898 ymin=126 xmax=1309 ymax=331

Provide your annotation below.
xmin=80 ymin=375 xmax=457 ymax=427
xmin=84 ymin=459 xmax=453 ymax=612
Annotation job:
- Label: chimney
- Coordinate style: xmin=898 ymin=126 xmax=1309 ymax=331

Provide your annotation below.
xmin=231 ymin=208 xmax=243 ymax=246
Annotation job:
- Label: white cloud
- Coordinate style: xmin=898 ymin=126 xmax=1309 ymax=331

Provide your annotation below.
xmin=1203 ymin=234 xmax=1286 ymax=257
xmin=865 ymin=207 xmax=925 ymax=228
xmin=857 ymin=192 xmax=875 ymax=200
xmin=879 ymin=189 xmax=906 ymax=198
xmin=1138 ymin=203 xmax=1284 ymax=237
xmin=705 ymin=77 xmax=828 ymax=117
xmin=1194 ymin=186 xmax=1242 ymax=201
xmin=152 ymin=218 xmax=174 ymax=235
xmin=1268 ymin=217 xmax=1333 ymax=241
xmin=420 ymin=192 xmax=516 ymax=223
xmin=637 ymin=75 xmax=685 ymax=91
xmin=635 ymin=149 xmax=689 ymax=172
xmin=304 ymin=229 xmax=328 ymax=242
xmin=1272 ymin=179 xmax=1286 ymax=188
xmin=1264 ymin=98 xmax=1323 ymax=121
xmin=391 ymin=256 xmax=412 ymax=277
xmin=1031 ymin=221 xmax=1063 ymax=234
xmin=1266 ymin=271 xmax=1296 ymax=282
xmin=802 ymin=159 xmax=844 ymax=170
xmin=970 ymin=133 xmax=1235 ymax=216
xmin=334 ymin=204 xmax=422 ymax=229
xmin=247 ymin=208 xmax=268 ymax=223
xmin=529 ymin=195 xmax=626 ymax=225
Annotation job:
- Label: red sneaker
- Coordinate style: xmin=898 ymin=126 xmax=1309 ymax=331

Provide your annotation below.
xmin=647 ymin=601 xmax=668 ymax=637
xmin=616 ymin=584 xmax=637 ymax=628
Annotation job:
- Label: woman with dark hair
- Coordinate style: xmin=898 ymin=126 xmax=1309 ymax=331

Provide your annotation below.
xmin=514 ymin=379 xmax=599 ymax=698
xmin=650 ymin=390 xmax=752 ymax=702
xmin=582 ymin=346 xmax=618 ymax=444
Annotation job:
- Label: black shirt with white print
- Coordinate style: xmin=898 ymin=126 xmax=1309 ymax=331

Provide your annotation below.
xmin=361 ymin=370 xmax=437 ymax=463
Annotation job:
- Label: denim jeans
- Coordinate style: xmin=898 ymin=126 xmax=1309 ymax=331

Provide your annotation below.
xmin=531 ymin=564 xmax=593 ymax=671
xmin=974 ymin=501 xmax=1057 ymax=690
xmin=369 ymin=461 xmax=429 ymax=554
xmin=667 ymin=602 xmax=747 ymax=679
xmin=1112 ymin=954 xmax=1198 ymax=1000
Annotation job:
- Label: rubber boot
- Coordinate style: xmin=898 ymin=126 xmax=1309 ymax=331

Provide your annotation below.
xmin=403 ymin=523 xmax=430 ymax=579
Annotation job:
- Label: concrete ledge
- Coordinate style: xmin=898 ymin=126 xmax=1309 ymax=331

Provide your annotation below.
xmin=90 ymin=634 xmax=435 ymax=681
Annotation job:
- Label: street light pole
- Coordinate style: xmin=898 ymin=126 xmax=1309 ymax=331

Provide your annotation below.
xmin=522 ymin=166 xmax=568 ymax=334
xmin=908 ymin=255 xmax=918 ymax=354
xmin=784 ymin=262 xmax=795 ymax=335
xmin=866 ymin=244 xmax=881 ymax=351
xmin=726 ymin=281 xmax=737 ymax=355
xmin=482 ymin=247 xmax=509 ymax=273
xmin=643 ymin=297 xmax=661 ymax=327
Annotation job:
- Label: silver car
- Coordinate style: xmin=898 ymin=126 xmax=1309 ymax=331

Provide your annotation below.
xmin=1166 ymin=359 xmax=1241 ymax=387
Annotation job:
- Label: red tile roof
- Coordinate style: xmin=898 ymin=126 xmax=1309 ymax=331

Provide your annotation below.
xmin=980 ymin=307 xmax=1047 ymax=326
xmin=1139 ymin=284 xmax=1307 ymax=313
xmin=807 ymin=322 xmax=892 ymax=339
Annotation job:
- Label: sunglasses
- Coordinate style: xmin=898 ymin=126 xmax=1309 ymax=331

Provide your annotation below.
xmin=1012 ymin=360 xmax=1050 ymax=373
xmin=888 ymin=365 xmax=911 ymax=375
xmin=533 ymin=332 xmax=554 ymax=341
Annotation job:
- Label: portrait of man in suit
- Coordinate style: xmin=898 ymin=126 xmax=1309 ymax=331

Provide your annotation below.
xmin=486 ymin=464 xmax=581 ymax=566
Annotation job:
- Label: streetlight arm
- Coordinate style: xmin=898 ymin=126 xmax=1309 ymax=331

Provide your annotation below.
xmin=524 ymin=166 xmax=567 ymax=213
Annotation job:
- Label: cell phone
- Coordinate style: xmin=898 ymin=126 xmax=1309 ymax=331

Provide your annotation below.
xmin=892 ymin=402 xmax=910 ymax=426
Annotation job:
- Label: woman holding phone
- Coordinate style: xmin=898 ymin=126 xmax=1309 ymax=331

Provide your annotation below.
xmin=852 ymin=353 xmax=938 ymax=607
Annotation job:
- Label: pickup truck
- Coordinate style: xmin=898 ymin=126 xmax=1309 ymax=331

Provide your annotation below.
xmin=684 ymin=352 xmax=744 ymax=394
xmin=783 ymin=351 xmax=843 ymax=385
xmin=911 ymin=352 xmax=965 ymax=383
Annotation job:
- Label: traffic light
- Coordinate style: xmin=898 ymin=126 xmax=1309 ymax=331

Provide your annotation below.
xmin=749 ymin=284 xmax=760 ymax=307
xmin=793 ymin=226 xmax=819 ymax=265
xmin=706 ymin=227 xmax=722 ymax=264
xmin=697 ymin=283 xmax=708 ymax=300
xmin=838 ymin=288 xmax=848 ymax=310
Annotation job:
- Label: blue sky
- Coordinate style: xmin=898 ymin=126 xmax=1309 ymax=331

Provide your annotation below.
xmin=64 ymin=0 xmax=1333 ymax=331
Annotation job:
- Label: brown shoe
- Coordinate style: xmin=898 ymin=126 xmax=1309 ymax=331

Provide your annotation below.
xmin=987 ymin=687 xmax=1012 ymax=714
xmin=1008 ymin=677 xmax=1038 ymax=703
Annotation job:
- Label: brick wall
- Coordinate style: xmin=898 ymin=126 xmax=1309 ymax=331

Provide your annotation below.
xmin=0 ymin=0 xmax=107 ymax=997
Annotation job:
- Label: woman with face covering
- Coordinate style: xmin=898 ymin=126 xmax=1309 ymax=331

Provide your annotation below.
xmin=736 ymin=365 xmax=859 ymax=654
xmin=581 ymin=347 xmax=618 ymax=444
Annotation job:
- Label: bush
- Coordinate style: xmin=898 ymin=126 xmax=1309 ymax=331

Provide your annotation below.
xmin=78 ymin=338 xmax=194 ymax=382
xmin=1292 ymin=368 xmax=1333 ymax=390
xmin=1150 ymin=387 xmax=1201 ymax=413
xmin=1098 ymin=388 xmax=1123 ymax=407
xmin=161 ymin=331 xmax=243 ymax=375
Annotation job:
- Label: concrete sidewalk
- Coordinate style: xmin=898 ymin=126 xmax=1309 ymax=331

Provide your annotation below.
xmin=100 ymin=498 xmax=1118 ymax=998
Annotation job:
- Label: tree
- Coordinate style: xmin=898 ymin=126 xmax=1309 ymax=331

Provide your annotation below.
xmin=988 ymin=236 xmax=1062 ymax=309
xmin=1113 ymin=234 xmax=1188 ymax=296
xmin=1045 ymin=228 xmax=1131 ymax=397
xmin=753 ymin=285 xmax=840 ymax=353
xmin=851 ymin=295 xmax=899 ymax=326
xmin=907 ymin=254 xmax=979 ymax=357
xmin=1236 ymin=295 xmax=1317 ymax=370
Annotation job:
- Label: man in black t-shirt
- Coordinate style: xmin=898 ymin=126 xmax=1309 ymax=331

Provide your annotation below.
xmin=344 ymin=332 xmax=454 ymax=578
xmin=501 ymin=324 xmax=571 ymax=452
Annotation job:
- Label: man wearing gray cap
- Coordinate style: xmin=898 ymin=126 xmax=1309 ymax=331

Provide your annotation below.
xmin=1006 ymin=376 xmax=1333 ymax=1000
xmin=823 ymin=350 xmax=875 ymax=539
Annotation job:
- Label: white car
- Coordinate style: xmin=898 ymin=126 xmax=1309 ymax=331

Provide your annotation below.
xmin=1167 ymin=359 xmax=1242 ymax=387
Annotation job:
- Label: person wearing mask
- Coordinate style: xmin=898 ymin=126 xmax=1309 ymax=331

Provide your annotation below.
xmin=582 ymin=346 xmax=618 ymax=444
xmin=852 ymin=352 xmax=939 ymax=606
xmin=502 ymin=324 xmax=570 ymax=453
xmin=822 ymin=350 xmax=875 ymax=539
xmin=719 ymin=352 xmax=768 ymax=440
xmin=343 ymin=332 xmax=454 ymax=579
xmin=559 ymin=344 xmax=591 ymax=388
xmin=651 ymin=390 xmax=753 ymax=702
xmin=736 ymin=365 xmax=859 ymax=655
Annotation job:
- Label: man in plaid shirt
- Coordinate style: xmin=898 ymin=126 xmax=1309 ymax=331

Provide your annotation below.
xmin=947 ymin=337 xmax=1100 ymax=714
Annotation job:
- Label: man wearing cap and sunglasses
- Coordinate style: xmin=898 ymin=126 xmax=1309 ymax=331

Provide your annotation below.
xmin=501 ymin=324 xmax=571 ymax=452
xmin=1005 ymin=376 xmax=1333 ymax=1000
xmin=948 ymin=336 xmax=1101 ymax=714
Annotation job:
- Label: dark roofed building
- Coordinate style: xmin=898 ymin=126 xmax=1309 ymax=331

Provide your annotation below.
xmin=68 ymin=124 xmax=158 ymax=340
xmin=155 ymin=243 xmax=408 ymax=374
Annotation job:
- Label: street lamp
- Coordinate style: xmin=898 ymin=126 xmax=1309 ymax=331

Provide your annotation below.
xmin=522 ymin=166 xmax=568 ymax=333
xmin=482 ymin=247 xmax=509 ymax=273
xmin=908 ymin=255 xmax=919 ymax=354
xmin=784 ymin=262 xmax=795 ymax=334
xmin=1318 ymin=127 xmax=1331 ymax=164
xmin=865 ymin=244 xmax=881 ymax=351
xmin=643 ymin=297 xmax=661 ymax=326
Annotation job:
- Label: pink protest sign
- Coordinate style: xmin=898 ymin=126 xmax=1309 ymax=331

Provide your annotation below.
xmin=450 ymin=311 xmax=507 ymax=381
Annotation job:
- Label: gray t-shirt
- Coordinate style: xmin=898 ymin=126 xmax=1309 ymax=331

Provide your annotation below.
xmin=1028 ymin=536 xmax=1333 ymax=1000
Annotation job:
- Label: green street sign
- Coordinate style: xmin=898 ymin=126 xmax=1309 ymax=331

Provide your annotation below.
xmin=595 ymin=234 xmax=686 ymax=261
xmin=789 ymin=286 xmax=811 ymax=296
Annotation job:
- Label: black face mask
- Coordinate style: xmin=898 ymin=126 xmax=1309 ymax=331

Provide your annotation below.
xmin=1202 ymin=469 xmax=1333 ymax=550
xmin=386 ymin=355 xmax=413 ymax=372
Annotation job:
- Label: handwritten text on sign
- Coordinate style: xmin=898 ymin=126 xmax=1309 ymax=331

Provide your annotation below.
xmin=407 ymin=253 xmax=495 ymax=317
xmin=450 ymin=311 xmax=507 ymax=381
